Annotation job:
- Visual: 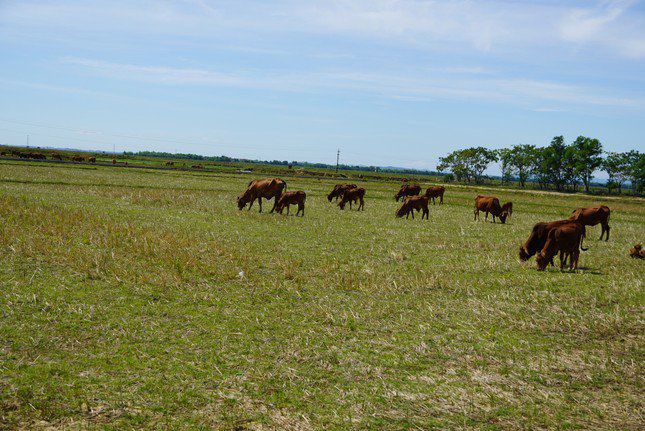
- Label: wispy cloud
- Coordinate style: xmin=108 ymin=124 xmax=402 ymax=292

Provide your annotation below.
xmin=62 ymin=57 xmax=643 ymax=110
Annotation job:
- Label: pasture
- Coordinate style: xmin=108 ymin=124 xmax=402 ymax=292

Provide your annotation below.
xmin=1 ymin=160 xmax=643 ymax=430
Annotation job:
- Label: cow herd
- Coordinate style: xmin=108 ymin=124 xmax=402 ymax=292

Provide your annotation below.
xmin=237 ymin=178 xmax=627 ymax=272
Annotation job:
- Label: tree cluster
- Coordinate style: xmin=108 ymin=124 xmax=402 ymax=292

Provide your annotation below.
xmin=438 ymin=136 xmax=643 ymax=194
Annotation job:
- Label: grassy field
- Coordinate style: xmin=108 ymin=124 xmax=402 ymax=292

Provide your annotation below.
xmin=1 ymin=160 xmax=643 ymax=430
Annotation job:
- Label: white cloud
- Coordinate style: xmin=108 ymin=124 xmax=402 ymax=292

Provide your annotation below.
xmin=62 ymin=57 xmax=643 ymax=109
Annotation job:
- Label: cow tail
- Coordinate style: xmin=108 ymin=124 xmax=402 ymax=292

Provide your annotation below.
xmin=580 ymin=226 xmax=589 ymax=251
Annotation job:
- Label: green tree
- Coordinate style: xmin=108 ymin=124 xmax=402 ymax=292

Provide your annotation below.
xmin=496 ymin=148 xmax=513 ymax=185
xmin=603 ymin=152 xmax=630 ymax=194
xmin=624 ymin=150 xmax=644 ymax=194
xmin=507 ymin=144 xmax=535 ymax=188
xmin=571 ymin=136 xmax=603 ymax=193
xmin=542 ymin=136 xmax=568 ymax=191
xmin=438 ymin=147 xmax=497 ymax=184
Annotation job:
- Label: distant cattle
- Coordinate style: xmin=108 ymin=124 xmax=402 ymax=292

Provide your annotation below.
xmin=88 ymin=157 xmax=96 ymax=163
xmin=519 ymin=219 xmax=573 ymax=263
xmin=570 ymin=205 xmax=611 ymax=241
xmin=396 ymin=195 xmax=429 ymax=219
xmin=394 ymin=184 xmax=421 ymax=202
xmin=51 ymin=153 xmax=63 ymax=160
xmin=276 ymin=191 xmax=306 ymax=216
xmin=112 ymin=159 xmax=117 ymax=165
xmin=165 ymin=161 xmax=174 ymax=166
xmin=474 ymin=195 xmax=512 ymax=224
xmin=630 ymin=244 xmax=644 ymax=259
xmin=191 ymin=164 xmax=203 ymax=169
xmin=71 ymin=155 xmax=85 ymax=162
xmin=425 ymin=186 xmax=445 ymax=205
xmin=327 ymin=184 xmax=357 ymax=202
xmin=536 ymin=222 xmax=587 ymax=271
xmin=339 ymin=187 xmax=365 ymax=211
xmin=238 ymin=178 xmax=287 ymax=213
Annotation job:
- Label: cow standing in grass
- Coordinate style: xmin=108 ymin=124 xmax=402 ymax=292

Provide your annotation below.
xmin=394 ymin=184 xmax=421 ymax=202
xmin=276 ymin=191 xmax=306 ymax=216
xmin=474 ymin=195 xmax=512 ymax=224
xmin=238 ymin=178 xmax=287 ymax=213
xmin=519 ymin=219 xmax=573 ymax=263
xmin=338 ymin=187 xmax=365 ymax=211
xmin=327 ymin=184 xmax=357 ymax=202
xmin=396 ymin=196 xmax=429 ymax=219
xmin=536 ymin=222 xmax=587 ymax=271
xmin=425 ymin=186 xmax=445 ymax=205
xmin=570 ymin=206 xmax=611 ymax=241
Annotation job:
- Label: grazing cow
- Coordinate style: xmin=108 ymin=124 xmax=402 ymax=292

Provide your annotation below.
xmin=327 ymin=184 xmax=357 ymax=202
xmin=396 ymin=195 xmax=429 ymax=219
xmin=630 ymin=244 xmax=644 ymax=259
xmin=88 ymin=157 xmax=96 ymax=163
xmin=238 ymin=178 xmax=287 ymax=213
xmin=339 ymin=187 xmax=365 ymax=211
xmin=519 ymin=219 xmax=573 ymax=263
xmin=192 ymin=164 xmax=203 ymax=169
xmin=276 ymin=191 xmax=306 ymax=216
xmin=394 ymin=184 xmax=421 ymax=202
xmin=166 ymin=161 xmax=174 ymax=166
xmin=536 ymin=222 xmax=587 ymax=271
xmin=570 ymin=205 xmax=611 ymax=241
xmin=51 ymin=153 xmax=63 ymax=160
xmin=474 ymin=195 xmax=512 ymax=224
xmin=72 ymin=155 xmax=85 ymax=162
xmin=112 ymin=159 xmax=117 ymax=164
xmin=425 ymin=186 xmax=445 ymax=205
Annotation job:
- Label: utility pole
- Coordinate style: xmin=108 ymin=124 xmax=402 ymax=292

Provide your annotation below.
xmin=335 ymin=149 xmax=340 ymax=173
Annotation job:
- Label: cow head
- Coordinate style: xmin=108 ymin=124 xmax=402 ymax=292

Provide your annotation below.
xmin=237 ymin=196 xmax=246 ymax=210
xmin=519 ymin=246 xmax=531 ymax=261
xmin=535 ymin=252 xmax=549 ymax=270
xmin=499 ymin=211 xmax=509 ymax=224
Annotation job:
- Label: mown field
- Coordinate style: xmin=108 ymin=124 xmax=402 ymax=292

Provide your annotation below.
xmin=1 ymin=160 xmax=643 ymax=430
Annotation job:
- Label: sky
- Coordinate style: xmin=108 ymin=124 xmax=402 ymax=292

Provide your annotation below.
xmin=0 ymin=0 xmax=644 ymax=172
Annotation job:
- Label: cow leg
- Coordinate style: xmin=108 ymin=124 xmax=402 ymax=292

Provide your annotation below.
xmin=258 ymin=198 xmax=263 ymax=212
xmin=411 ymin=210 xmax=415 ymax=219
xmin=286 ymin=205 xmax=290 ymax=215
xmin=360 ymin=199 xmax=364 ymax=211
xmin=248 ymin=197 xmax=255 ymax=211
xmin=602 ymin=223 xmax=610 ymax=241
xmin=423 ymin=208 xmax=428 ymax=219
xmin=474 ymin=209 xmax=479 ymax=221
xmin=559 ymin=252 xmax=565 ymax=271
xmin=269 ymin=196 xmax=278 ymax=213
xmin=573 ymin=250 xmax=579 ymax=271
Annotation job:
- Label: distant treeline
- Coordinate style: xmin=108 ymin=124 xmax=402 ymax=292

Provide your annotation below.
xmin=124 ymin=150 xmax=441 ymax=177
xmin=438 ymin=136 xmax=643 ymax=195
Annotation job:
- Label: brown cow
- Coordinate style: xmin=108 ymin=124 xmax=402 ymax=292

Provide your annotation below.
xmin=394 ymin=184 xmax=421 ymax=202
xmin=425 ymin=186 xmax=445 ymax=205
xmin=72 ymin=155 xmax=85 ymax=162
xmin=51 ymin=153 xmax=63 ymax=160
xmin=165 ymin=161 xmax=174 ymax=166
xmin=339 ymin=187 xmax=365 ymax=211
xmin=570 ymin=205 xmax=611 ymax=241
xmin=396 ymin=195 xmax=429 ymax=219
xmin=536 ymin=222 xmax=587 ymax=271
xmin=519 ymin=219 xmax=573 ymax=263
xmin=192 ymin=164 xmax=203 ymax=169
xmin=474 ymin=195 xmax=512 ymax=224
xmin=629 ymin=244 xmax=644 ymax=259
xmin=327 ymin=184 xmax=357 ymax=202
xmin=112 ymin=158 xmax=117 ymax=164
xmin=88 ymin=157 xmax=96 ymax=163
xmin=237 ymin=178 xmax=287 ymax=213
xmin=276 ymin=191 xmax=306 ymax=216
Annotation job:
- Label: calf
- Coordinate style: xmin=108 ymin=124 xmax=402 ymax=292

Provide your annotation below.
xmin=570 ymin=205 xmax=611 ymax=241
xmin=339 ymin=187 xmax=365 ymax=211
xmin=424 ymin=186 xmax=445 ymax=205
xmin=629 ymin=244 xmax=644 ymax=259
xmin=519 ymin=219 xmax=572 ymax=262
xmin=238 ymin=178 xmax=287 ymax=213
xmin=536 ymin=222 xmax=587 ymax=271
xmin=396 ymin=195 xmax=429 ymax=219
xmin=474 ymin=195 xmax=512 ymax=224
xmin=394 ymin=184 xmax=421 ymax=202
xmin=327 ymin=184 xmax=357 ymax=202
xmin=276 ymin=191 xmax=306 ymax=216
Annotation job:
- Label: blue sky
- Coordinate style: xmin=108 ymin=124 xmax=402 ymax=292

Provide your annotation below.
xmin=1 ymin=0 xmax=644 ymax=171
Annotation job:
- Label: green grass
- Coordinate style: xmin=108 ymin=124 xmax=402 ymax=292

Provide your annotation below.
xmin=1 ymin=161 xmax=643 ymax=430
